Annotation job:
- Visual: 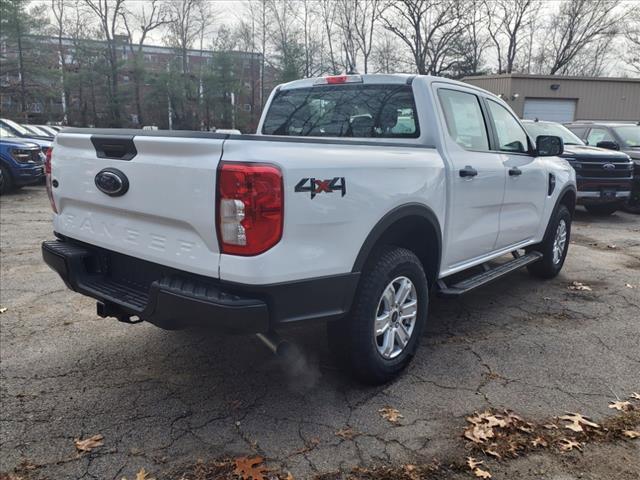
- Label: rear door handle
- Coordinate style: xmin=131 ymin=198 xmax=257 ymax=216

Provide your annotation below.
xmin=509 ymin=167 xmax=522 ymax=176
xmin=459 ymin=166 xmax=478 ymax=178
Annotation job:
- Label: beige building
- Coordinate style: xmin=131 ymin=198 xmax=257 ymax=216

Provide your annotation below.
xmin=463 ymin=74 xmax=640 ymax=123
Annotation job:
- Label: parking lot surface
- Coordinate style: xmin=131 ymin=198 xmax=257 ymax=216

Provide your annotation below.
xmin=1 ymin=186 xmax=639 ymax=479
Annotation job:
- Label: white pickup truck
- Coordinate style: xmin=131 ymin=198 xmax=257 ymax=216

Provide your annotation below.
xmin=42 ymin=74 xmax=576 ymax=383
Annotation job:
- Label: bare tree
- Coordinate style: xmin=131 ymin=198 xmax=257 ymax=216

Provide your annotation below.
xmin=51 ymin=0 xmax=69 ymax=124
xmin=380 ymin=0 xmax=468 ymax=75
xmin=83 ymin=0 xmax=126 ymax=126
xmin=372 ymin=31 xmax=406 ymax=73
xmin=484 ymin=0 xmax=540 ymax=74
xmin=542 ymin=0 xmax=621 ymax=75
xmin=336 ymin=0 xmax=359 ymax=72
xmin=121 ymin=0 xmax=169 ymax=126
xmin=624 ymin=3 xmax=640 ymax=74
xmin=166 ymin=0 xmax=212 ymax=75
xmin=318 ymin=0 xmax=341 ymax=74
xmin=352 ymin=0 xmax=381 ymax=73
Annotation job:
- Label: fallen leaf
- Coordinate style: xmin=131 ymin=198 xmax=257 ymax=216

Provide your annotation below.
xmin=559 ymin=413 xmax=599 ymax=432
xmin=558 ymin=438 xmax=582 ymax=452
xmin=622 ymin=430 xmax=640 ymax=439
xmin=135 ymin=468 xmax=155 ymax=480
xmin=74 ymin=434 xmax=104 ymax=453
xmin=544 ymin=423 xmax=559 ymax=430
xmin=517 ymin=423 xmax=534 ymax=434
xmin=607 ymin=244 xmax=616 ymax=249
xmin=0 ymin=307 xmax=7 ymax=314
xmin=379 ymin=406 xmax=403 ymax=424
xmin=625 ymin=283 xmax=634 ymax=289
xmin=403 ymin=464 xmax=420 ymax=480
xmin=630 ymin=392 xmax=640 ymax=401
xmin=532 ymin=436 xmax=548 ymax=448
xmin=284 ymin=473 xmax=295 ymax=480
xmin=484 ymin=449 xmax=501 ymax=459
xmin=233 ymin=456 xmax=268 ymax=480
xmin=568 ymin=281 xmax=592 ymax=291
xmin=466 ymin=457 xmax=483 ymax=469
xmin=473 ymin=467 xmax=492 ymax=479
xmin=335 ymin=427 xmax=357 ymax=440
xmin=464 ymin=423 xmax=495 ymax=443
xmin=609 ymin=400 xmax=632 ymax=412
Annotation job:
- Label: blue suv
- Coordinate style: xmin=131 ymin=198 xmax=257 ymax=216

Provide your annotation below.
xmin=0 ymin=126 xmax=45 ymax=194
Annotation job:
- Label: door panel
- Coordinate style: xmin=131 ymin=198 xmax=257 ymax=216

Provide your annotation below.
xmin=485 ymin=99 xmax=547 ymax=248
xmin=436 ymin=88 xmax=506 ymax=268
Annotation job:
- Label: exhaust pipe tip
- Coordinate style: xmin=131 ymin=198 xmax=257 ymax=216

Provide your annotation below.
xmin=256 ymin=332 xmax=291 ymax=357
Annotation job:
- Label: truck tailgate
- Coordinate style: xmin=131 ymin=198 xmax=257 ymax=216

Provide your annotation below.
xmin=51 ymin=132 xmax=224 ymax=278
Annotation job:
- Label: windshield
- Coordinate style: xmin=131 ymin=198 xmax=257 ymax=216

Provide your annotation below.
xmin=0 ymin=126 xmax=17 ymax=138
xmin=2 ymin=118 xmax=30 ymax=136
xmin=23 ymin=125 xmax=46 ymax=136
xmin=262 ymin=84 xmax=419 ymax=138
xmin=523 ymin=122 xmax=584 ymax=146
xmin=613 ymin=126 xmax=640 ymax=148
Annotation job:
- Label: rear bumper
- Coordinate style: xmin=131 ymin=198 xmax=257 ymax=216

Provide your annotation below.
xmin=42 ymin=237 xmax=358 ymax=332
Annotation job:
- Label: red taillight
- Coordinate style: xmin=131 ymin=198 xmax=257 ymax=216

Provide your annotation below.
xmin=216 ymin=162 xmax=283 ymax=256
xmin=326 ymin=75 xmax=348 ymax=84
xmin=45 ymin=147 xmax=58 ymax=213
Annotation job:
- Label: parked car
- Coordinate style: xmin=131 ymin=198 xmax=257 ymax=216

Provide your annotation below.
xmin=565 ymin=122 xmax=640 ymax=213
xmin=22 ymin=124 xmax=55 ymax=140
xmin=35 ymin=125 xmax=59 ymax=137
xmin=0 ymin=118 xmax=53 ymax=156
xmin=0 ymin=126 xmax=45 ymax=194
xmin=42 ymin=74 xmax=576 ymax=384
xmin=523 ymin=120 xmax=633 ymax=216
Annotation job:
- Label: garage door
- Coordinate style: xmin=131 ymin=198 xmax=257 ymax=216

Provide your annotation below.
xmin=523 ymin=99 xmax=576 ymax=122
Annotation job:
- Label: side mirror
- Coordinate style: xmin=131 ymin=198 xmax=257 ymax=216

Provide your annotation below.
xmin=596 ymin=140 xmax=619 ymax=150
xmin=536 ymin=135 xmax=564 ymax=157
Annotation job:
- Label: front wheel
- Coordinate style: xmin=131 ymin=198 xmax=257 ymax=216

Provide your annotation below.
xmin=527 ymin=204 xmax=571 ymax=279
xmin=327 ymin=246 xmax=428 ymax=384
xmin=0 ymin=165 xmax=13 ymax=195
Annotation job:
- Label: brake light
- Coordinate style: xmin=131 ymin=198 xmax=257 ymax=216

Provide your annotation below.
xmin=216 ymin=162 xmax=283 ymax=256
xmin=45 ymin=147 xmax=58 ymax=213
xmin=315 ymin=74 xmax=363 ymax=85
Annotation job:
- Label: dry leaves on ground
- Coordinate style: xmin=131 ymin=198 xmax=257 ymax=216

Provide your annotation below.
xmin=568 ymin=281 xmax=592 ymax=291
xmin=466 ymin=458 xmax=491 ymax=479
xmin=558 ymin=413 xmax=600 ymax=433
xmin=0 ymin=307 xmax=7 ymax=314
xmin=630 ymin=392 xmax=640 ymax=401
xmin=335 ymin=427 xmax=357 ymax=440
xmin=133 ymin=468 xmax=155 ymax=480
xmin=622 ymin=430 xmax=640 ymax=439
xmin=233 ymin=456 xmax=268 ymax=480
xmin=558 ymin=438 xmax=582 ymax=452
xmin=609 ymin=401 xmax=632 ymax=412
xmin=379 ymin=406 xmax=403 ymax=424
xmin=74 ymin=434 xmax=104 ymax=453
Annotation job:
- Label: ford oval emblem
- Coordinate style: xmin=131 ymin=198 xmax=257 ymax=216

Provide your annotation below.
xmin=602 ymin=163 xmax=616 ymax=170
xmin=95 ymin=168 xmax=129 ymax=197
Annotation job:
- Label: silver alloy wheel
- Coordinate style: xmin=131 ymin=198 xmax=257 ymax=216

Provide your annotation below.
xmin=552 ymin=219 xmax=567 ymax=265
xmin=374 ymin=276 xmax=418 ymax=359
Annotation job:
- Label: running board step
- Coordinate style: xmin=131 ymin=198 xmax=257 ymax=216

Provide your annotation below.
xmin=437 ymin=251 xmax=543 ymax=298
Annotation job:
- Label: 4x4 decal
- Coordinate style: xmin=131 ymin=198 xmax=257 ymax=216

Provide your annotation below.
xmin=295 ymin=177 xmax=346 ymax=199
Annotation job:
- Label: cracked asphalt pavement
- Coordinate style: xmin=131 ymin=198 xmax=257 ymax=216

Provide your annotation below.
xmin=1 ymin=186 xmax=639 ymax=479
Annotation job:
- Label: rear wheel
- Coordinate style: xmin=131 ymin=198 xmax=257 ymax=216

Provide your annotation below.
xmin=0 ymin=165 xmax=13 ymax=195
xmin=527 ymin=204 xmax=571 ymax=279
xmin=327 ymin=246 xmax=428 ymax=384
xmin=585 ymin=203 xmax=620 ymax=216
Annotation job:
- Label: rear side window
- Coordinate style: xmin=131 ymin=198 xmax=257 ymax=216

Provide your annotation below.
xmin=567 ymin=126 xmax=587 ymax=138
xmin=438 ymin=89 xmax=489 ymax=150
xmin=262 ymin=84 xmax=419 ymax=138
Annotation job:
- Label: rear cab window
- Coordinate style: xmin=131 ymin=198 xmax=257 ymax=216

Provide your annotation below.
xmin=262 ymin=84 xmax=419 ymax=138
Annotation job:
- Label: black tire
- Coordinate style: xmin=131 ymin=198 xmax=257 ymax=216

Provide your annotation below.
xmin=0 ymin=164 xmax=14 ymax=195
xmin=327 ymin=246 xmax=428 ymax=384
xmin=585 ymin=203 xmax=620 ymax=216
xmin=527 ymin=204 xmax=571 ymax=279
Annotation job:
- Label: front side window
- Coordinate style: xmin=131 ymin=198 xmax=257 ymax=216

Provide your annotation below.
xmin=262 ymin=84 xmax=418 ymax=138
xmin=487 ymin=100 xmax=530 ymax=153
xmin=586 ymin=128 xmax=614 ymax=145
xmin=613 ymin=126 xmax=640 ymax=148
xmin=438 ymin=89 xmax=489 ymax=150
